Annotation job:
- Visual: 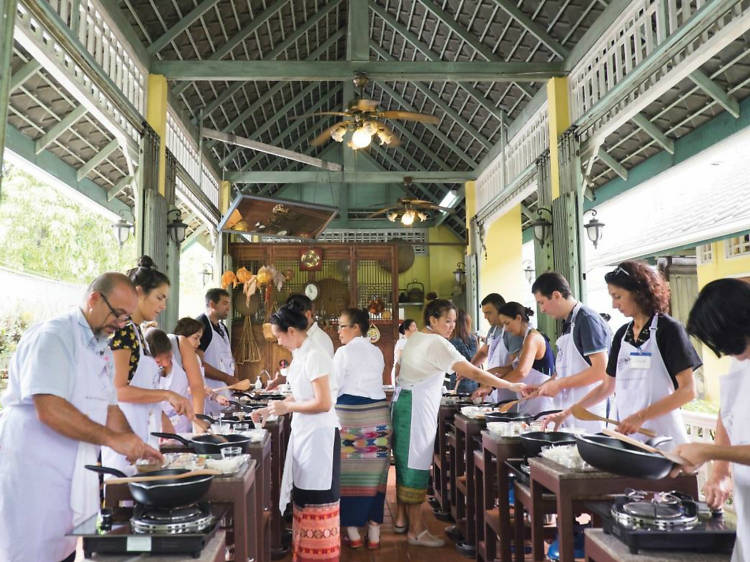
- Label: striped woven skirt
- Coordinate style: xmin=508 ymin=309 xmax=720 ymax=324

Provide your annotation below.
xmin=292 ymin=429 xmax=341 ymax=562
xmin=335 ymin=395 xmax=392 ymax=527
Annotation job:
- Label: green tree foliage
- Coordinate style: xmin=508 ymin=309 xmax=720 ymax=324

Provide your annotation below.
xmin=0 ymin=164 xmax=136 ymax=282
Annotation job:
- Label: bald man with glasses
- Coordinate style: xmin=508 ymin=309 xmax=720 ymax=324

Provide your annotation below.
xmin=0 ymin=272 xmax=163 ymax=562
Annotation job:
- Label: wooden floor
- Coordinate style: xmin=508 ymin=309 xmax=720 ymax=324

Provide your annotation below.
xmin=281 ymin=466 xmax=556 ymax=562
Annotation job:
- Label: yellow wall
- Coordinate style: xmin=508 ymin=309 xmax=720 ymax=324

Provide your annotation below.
xmin=476 ymin=205 xmax=524 ymax=333
xmin=696 ymin=243 xmax=750 ymax=403
xmin=397 ymin=226 xmax=466 ymax=327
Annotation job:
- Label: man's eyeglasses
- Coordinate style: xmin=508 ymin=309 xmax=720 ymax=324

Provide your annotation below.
xmin=100 ymin=293 xmax=131 ymax=323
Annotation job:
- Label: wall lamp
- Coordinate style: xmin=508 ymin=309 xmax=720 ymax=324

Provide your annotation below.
xmin=583 ymin=209 xmax=605 ymax=249
xmin=112 ymin=218 xmax=134 ymax=248
xmin=530 ymin=208 xmax=552 ymax=246
xmin=167 ymin=209 xmax=188 ymax=245
xmin=522 ymin=260 xmax=535 ymax=284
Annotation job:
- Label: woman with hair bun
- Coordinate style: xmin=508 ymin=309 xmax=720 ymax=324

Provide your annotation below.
xmin=251 ymin=302 xmax=340 ymax=562
xmin=391 ymin=319 xmax=417 ymax=384
xmin=102 ymin=256 xmax=193 ymax=475
xmin=391 ymin=299 xmax=525 ymax=547
xmin=472 ymin=302 xmax=556 ymax=415
xmin=544 ymin=261 xmax=700 ymax=445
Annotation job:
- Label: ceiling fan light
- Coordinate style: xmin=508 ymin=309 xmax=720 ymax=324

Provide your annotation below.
xmin=386 ymin=211 xmax=398 ymax=222
xmin=331 ymin=128 xmax=345 ymax=142
xmin=376 ymin=130 xmax=392 ymax=145
xmin=351 ymin=127 xmax=372 ymax=149
xmin=401 ymin=209 xmax=416 ymax=226
xmin=363 ymin=121 xmax=378 ymax=135
xmin=417 ymin=211 xmax=428 ymax=222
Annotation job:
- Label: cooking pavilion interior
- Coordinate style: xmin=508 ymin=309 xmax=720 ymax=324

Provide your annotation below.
xmin=2 ymin=0 xmax=750 ymax=331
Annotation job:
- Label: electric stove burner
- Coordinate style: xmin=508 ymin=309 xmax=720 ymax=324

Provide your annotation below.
xmin=131 ymin=503 xmax=215 ymax=535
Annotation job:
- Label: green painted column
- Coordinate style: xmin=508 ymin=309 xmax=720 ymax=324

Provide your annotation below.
xmin=164 ymin=151 xmax=180 ymax=331
xmin=533 ymin=151 xmax=558 ymax=342
xmin=551 ymin=130 xmax=585 ymax=300
xmin=0 ymin=0 xmax=19 ymax=197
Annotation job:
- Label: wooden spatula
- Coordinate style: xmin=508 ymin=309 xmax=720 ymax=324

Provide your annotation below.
xmin=570 ymin=405 xmax=657 ymax=438
xmin=498 ymin=398 xmax=524 ymax=413
xmin=601 ymin=428 xmax=689 ymax=466
xmin=106 ymin=469 xmax=222 ymax=485
xmin=211 ymin=379 xmax=252 ymax=393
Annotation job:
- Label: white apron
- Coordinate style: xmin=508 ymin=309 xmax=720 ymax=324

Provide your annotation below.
xmin=161 ymin=334 xmax=192 ymax=434
xmin=614 ymin=315 xmax=688 ymax=447
xmin=555 ymin=303 xmax=606 ymax=433
xmin=393 ymin=371 xmax=445 ymax=471
xmin=516 ymin=328 xmax=557 ymax=416
xmin=0 ymin=312 xmax=113 ymax=562
xmin=488 ymin=326 xmax=515 ymax=403
xmin=102 ymin=324 xmax=162 ymax=476
xmin=719 ymin=359 xmax=750 ymax=562
xmin=203 ymin=320 xmax=235 ymax=417
xmin=279 ymin=345 xmax=339 ymax=513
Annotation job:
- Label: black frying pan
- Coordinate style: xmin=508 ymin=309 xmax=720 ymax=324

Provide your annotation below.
xmin=85 ymin=465 xmax=213 ymax=508
xmin=574 ymin=433 xmax=675 ymax=479
xmin=520 ymin=431 xmax=578 ymax=458
xmin=152 ymin=432 xmax=252 ymax=454
xmin=195 ymin=413 xmax=255 ymax=428
xmin=485 ymin=409 xmax=561 ymax=424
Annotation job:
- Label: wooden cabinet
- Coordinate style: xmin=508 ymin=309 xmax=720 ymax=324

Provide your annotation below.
xmin=229 ymin=242 xmax=401 ymax=383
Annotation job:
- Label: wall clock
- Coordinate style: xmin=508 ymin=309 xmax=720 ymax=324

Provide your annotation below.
xmin=304 ymin=282 xmax=319 ymax=301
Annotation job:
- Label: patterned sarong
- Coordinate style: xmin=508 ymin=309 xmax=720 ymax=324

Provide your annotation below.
xmin=336 ymin=395 xmax=391 ymax=526
xmin=292 ymin=501 xmax=340 ymax=562
xmin=391 ymin=389 xmax=431 ymax=503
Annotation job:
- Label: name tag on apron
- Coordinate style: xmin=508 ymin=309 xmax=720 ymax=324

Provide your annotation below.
xmin=629 ymin=351 xmax=652 ymax=369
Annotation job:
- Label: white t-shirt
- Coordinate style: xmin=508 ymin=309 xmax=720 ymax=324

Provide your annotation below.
xmin=398 ymin=331 xmax=466 ymax=386
xmin=391 ymin=336 xmax=408 ymax=381
xmin=307 ymin=321 xmax=334 ymax=358
xmin=288 ymin=336 xmax=339 ymax=431
xmin=334 ymin=336 xmax=386 ymax=400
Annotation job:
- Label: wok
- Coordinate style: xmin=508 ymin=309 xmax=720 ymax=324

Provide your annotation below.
xmin=195 ymin=413 xmax=255 ymax=429
xmin=520 ymin=431 xmax=578 ymax=458
xmin=152 ymin=431 xmax=252 ymax=455
xmin=485 ymin=409 xmax=561 ymax=424
xmin=85 ymin=465 xmax=213 ymax=508
xmin=574 ymin=433 xmax=675 ymax=479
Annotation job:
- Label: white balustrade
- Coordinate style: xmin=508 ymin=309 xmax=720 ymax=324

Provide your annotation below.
xmin=46 ymin=0 xmax=146 ymax=125
xmin=476 ymin=102 xmax=548 ymax=214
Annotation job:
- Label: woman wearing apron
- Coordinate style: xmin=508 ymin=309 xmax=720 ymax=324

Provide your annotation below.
xmin=102 ymin=256 xmax=192 ymax=475
xmin=392 ymin=299 xmax=525 ymax=547
xmin=544 ymin=262 xmax=700 ymax=445
xmin=392 ymin=318 xmax=417 ymax=385
xmin=473 ymin=302 xmax=556 ymax=415
xmin=472 ymin=293 xmax=525 ymax=403
xmin=334 ymin=307 xmax=391 ymax=550
xmin=673 ymin=278 xmax=750 ymax=562
xmin=252 ymin=302 xmax=341 ymax=562
xmin=174 ymin=317 xmax=232 ymax=410
xmin=146 ymin=328 xmax=202 ymax=434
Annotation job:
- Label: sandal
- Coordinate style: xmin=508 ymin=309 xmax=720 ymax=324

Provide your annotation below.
xmin=408 ymin=530 xmax=445 ymax=548
xmin=393 ymin=522 xmax=408 ymax=534
xmin=342 ymin=536 xmax=363 ymax=549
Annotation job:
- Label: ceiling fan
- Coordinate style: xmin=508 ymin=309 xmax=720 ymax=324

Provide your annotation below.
xmin=367 ymin=178 xmax=457 ymax=226
xmin=300 ymin=73 xmax=440 ymax=149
